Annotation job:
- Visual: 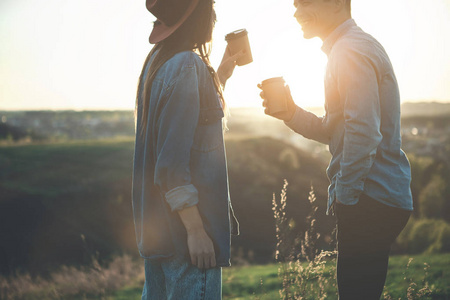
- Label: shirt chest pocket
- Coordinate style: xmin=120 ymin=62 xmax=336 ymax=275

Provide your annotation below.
xmin=192 ymin=108 xmax=224 ymax=152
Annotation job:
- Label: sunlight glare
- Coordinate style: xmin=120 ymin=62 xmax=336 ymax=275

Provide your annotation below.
xmin=212 ymin=0 xmax=327 ymax=109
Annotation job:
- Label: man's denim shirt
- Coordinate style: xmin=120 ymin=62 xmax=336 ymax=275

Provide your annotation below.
xmin=285 ymin=19 xmax=413 ymax=214
xmin=132 ymin=51 xmax=239 ymax=266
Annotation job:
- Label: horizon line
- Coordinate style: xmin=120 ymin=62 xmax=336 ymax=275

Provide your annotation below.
xmin=1 ymin=100 xmax=450 ymax=112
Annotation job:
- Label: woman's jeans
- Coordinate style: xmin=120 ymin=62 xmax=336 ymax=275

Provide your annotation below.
xmin=142 ymin=255 xmax=222 ymax=300
xmin=335 ymin=193 xmax=411 ymax=300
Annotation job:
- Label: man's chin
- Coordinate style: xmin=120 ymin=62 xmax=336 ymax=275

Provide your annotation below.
xmin=300 ymin=27 xmax=315 ymax=39
xmin=302 ymin=31 xmax=315 ymax=39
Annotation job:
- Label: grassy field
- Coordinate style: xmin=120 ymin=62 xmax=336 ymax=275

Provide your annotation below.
xmin=1 ymin=139 xmax=449 ymax=299
xmin=0 ymin=138 xmax=331 ymax=275
xmin=2 ymin=253 xmax=449 ymax=299
xmin=110 ymin=253 xmax=450 ymax=300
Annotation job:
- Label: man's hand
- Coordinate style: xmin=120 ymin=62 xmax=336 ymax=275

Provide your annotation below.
xmin=186 ymin=228 xmax=216 ymax=269
xmin=258 ymin=84 xmax=297 ymax=122
xmin=217 ymin=46 xmax=245 ymax=87
xmin=177 ymin=205 xmax=216 ymax=269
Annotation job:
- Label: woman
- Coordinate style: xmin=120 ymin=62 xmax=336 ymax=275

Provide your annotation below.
xmin=132 ymin=0 xmax=242 ymax=299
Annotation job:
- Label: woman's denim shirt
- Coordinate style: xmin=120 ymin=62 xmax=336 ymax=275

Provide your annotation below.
xmin=132 ymin=51 xmax=239 ymax=267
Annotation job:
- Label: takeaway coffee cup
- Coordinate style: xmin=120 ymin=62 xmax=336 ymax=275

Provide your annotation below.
xmin=260 ymin=77 xmax=288 ymax=115
xmin=225 ymin=29 xmax=253 ymax=66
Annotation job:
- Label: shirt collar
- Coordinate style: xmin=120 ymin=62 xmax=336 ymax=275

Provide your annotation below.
xmin=321 ymin=19 xmax=356 ymax=56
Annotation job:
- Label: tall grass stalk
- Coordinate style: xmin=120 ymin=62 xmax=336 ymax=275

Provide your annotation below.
xmin=272 ymin=180 xmax=438 ymax=300
xmin=404 ymin=258 xmax=432 ymax=300
xmin=272 ymin=180 xmax=336 ymax=300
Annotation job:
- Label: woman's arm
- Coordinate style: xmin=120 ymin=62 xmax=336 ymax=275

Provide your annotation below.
xmin=217 ymin=46 xmax=245 ymax=87
xmin=177 ymin=206 xmax=216 ymax=269
xmin=153 ymin=60 xmax=216 ymax=269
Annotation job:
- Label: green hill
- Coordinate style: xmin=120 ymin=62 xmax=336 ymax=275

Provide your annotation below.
xmin=0 ymin=137 xmax=330 ymax=275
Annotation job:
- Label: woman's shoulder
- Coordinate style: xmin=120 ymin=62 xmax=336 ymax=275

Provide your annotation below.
xmin=166 ymin=51 xmax=206 ymax=71
xmin=154 ymin=51 xmax=207 ymax=84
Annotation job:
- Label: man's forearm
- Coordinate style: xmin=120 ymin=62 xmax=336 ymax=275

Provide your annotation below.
xmin=285 ymin=106 xmax=330 ymax=144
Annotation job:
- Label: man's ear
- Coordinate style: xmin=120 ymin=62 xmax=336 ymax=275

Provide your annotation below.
xmin=333 ymin=0 xmax=346 ymax=12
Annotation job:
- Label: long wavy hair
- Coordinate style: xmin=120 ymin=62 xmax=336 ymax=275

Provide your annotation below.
xmin=135 ymin=0 xmax=223 ymax=136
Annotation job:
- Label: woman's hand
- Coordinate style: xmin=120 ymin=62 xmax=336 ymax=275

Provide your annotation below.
xmin=217 ymin=46 xmax=245 ymax=87
xmin=186 ymin=228 xmax=216 ymax=269
xmin=177 ymin=205 xmax=216 ymax=269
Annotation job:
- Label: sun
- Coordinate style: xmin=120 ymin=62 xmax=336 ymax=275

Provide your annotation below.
xmin=254 ymin=27 xmax=328 ymax=110
xmin=211 ymin=0 xmax=329 ymax=110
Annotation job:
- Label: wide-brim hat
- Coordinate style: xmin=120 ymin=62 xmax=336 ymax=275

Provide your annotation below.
xmin=146 ymin=0 xmax=200 ymax=44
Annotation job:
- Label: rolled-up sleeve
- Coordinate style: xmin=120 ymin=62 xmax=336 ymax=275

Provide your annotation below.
xmin=165 ymin=184 xmax=199 ymax=211
xmin=153 ymin=62 xmax=201 ymax=211
xmin=334 ymin=49 xmax=383 ymax=204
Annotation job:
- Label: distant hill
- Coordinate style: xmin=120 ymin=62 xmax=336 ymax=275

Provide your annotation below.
xmin=1 ymin=102 xmax=448 ymax=144
xmin=0 ymin=137 xmax=331 ymax=275
xmin=226 ymin=137 xmax=332 ymax=264
xmin=230 ymin=101 xmax=450 ymax=119
xmin=1 ymin=102 xmax=448 ymax=274
xmin=401 ymin=102 xmax=450 ymax=117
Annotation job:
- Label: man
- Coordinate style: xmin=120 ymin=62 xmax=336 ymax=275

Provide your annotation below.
xmin=259 ymin=0 xmax=413 ymax=299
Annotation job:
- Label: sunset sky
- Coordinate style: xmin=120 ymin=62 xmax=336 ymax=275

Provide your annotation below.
xmin=1 ymin=0 xmax=449 ymax=110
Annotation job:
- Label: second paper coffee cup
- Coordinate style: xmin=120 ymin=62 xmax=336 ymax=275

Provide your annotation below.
xmin=225 ymin=29 xmax=253 ymax=66
xmin=261 ymin=77 xmax=288 ymax=115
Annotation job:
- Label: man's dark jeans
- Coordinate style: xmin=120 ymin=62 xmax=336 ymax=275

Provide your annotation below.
xmin=335 ymin=193 xmax=411 ymax=300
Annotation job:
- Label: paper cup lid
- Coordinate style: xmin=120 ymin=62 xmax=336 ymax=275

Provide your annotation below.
xmin=261 ymin=77 xmax=285 ymax=85
xmin=225 ymin=29 xmax=248 ymax=41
